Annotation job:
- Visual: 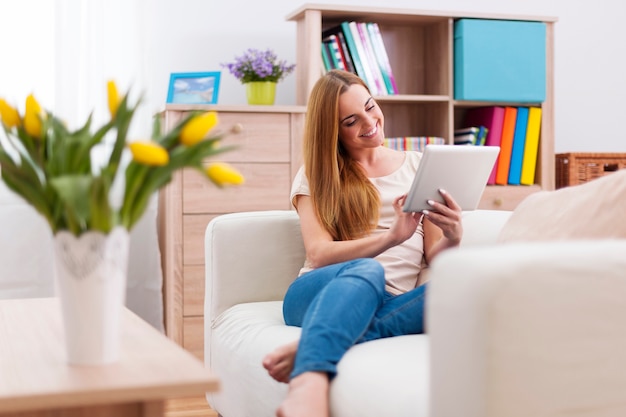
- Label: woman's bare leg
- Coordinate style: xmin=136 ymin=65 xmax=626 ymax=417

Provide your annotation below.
xmin=276 ymin=371 xmax=329 ymax=417
xmin=262 ymin=340 xmax=299 ymax=383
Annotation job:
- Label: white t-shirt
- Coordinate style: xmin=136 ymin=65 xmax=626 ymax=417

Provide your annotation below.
xmin=290 ymin=151 xmax=425 ymax=295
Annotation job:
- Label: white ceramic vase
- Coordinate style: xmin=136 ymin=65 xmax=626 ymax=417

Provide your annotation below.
xmin=53 ymin=226 xmax=129 ymax=366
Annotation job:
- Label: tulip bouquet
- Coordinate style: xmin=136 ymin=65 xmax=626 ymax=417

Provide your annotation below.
xmin=0 ymin=81 xmax=243 ymax=236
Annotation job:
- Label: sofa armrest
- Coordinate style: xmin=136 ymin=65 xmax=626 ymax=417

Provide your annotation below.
xmin=204 ymin=210 xmax=305 ymax=322
xmin=427 ymin=240 xmax=626 ymax=417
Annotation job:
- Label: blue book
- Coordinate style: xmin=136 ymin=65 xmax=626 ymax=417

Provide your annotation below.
xmin=508 ymin=107 xmax=529 ymax=184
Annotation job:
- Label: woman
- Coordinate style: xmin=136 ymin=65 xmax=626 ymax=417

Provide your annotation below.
xmin=262 ymin=69 xmax=463 ymax=417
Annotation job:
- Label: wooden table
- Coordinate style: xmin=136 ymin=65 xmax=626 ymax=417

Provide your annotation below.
xmin=0 ymin=298 xmax=219 ymax=416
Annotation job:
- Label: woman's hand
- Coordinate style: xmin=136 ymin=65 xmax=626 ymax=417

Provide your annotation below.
xmin=388 ymin=194 xmax=423 ymax=245
xmin=422 ymin=189 xmax=463 ymax=245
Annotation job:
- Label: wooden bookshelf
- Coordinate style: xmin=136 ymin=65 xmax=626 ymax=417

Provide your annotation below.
xmin=286 ymin=4 xmax=558 ymax=210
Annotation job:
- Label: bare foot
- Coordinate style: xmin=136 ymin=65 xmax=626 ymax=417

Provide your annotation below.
xmin=276 ymin=371 xmax=329 ymax=417
xmin=263 ymin=340 xmax=299 ymax=383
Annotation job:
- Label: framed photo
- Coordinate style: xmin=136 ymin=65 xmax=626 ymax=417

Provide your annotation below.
xmin=166 ymin=71 xmax=221 ymax=104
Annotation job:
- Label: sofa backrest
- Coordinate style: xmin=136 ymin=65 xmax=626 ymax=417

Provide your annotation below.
xmin=204 ymin=210 xmax=305 ymax=321
xmin=204 ymin=209 xmax=513 ymax=322
xmin=460 ymin=210 xmax=513 ymax=247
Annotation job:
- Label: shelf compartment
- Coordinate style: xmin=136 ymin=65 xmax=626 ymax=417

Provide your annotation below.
xmin=379 ymin=101 xmax=450 ymax=140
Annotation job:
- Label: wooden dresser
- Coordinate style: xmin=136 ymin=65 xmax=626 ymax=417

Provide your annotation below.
xmin=158 ymin=104 xmax=306 ymax=358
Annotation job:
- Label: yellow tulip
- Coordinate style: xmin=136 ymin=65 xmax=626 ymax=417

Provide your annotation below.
xmin=206 ymin=162 xmax=245 ymax=186
xmin=24 ymin=94 xmax=43 ymax=138
xmin=0 ymin=99 xmax=20 ymax=128
xmin=129 ymin=141 xmax=169 ymax=166
xmin=180 ymin=111 xmax=218 ymax=146
xmin=107 ymin=80 xmax=121 ymax=118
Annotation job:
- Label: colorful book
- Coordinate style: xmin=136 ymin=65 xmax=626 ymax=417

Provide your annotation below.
xmin=366 ymin=22 xmax=398 ymax=94
xmin=324 ymin=28 xmax=356 ymax=74
xmin=508 ymin=107 xmax=530 ymax=185
xmin=495 ymin=107 xmax=518 ymax=185
xmin=321 ymin=43 xmax=333 ymax=71
xmin=464 ymin=106 xmax=505 ymax=184
xmin=339 ymin=22 xmax=368 ymax=83
xmin=346 ymin=21 xmax=379 ymax=94
xmin=322 ymin=36 xmax=345 ymax=70
xmin=356 ymin=22 xmax=386 ymax=95
xmin=520 ymin=107 xmax=542 ymax=185
xmin=330 ymin=35 xmax=347 ymax=70
xmin=476 ymin=126 xmax=488 ymax=146
xmin=383 ymin=136 xmax=445 ymax=151
xmin=454 ymin=127 xmax=487 ymax=146
xmin=328 ymin=34 xmax=350 ymax=72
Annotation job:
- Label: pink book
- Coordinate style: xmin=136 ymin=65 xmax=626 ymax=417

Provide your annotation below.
xmin=464 ymin=106 xmax=505 ymax=184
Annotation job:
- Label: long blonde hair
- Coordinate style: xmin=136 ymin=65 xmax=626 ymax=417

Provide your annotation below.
xmin=302 ymin=70 xmax=380 ymax=241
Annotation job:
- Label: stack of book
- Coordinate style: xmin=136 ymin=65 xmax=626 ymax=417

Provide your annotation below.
xmin=322 ymin=21 xmax=398 ymax=96
xmin=461 ymin=106 xmax=542 ymax=185
xmin=454 ymin=126 xmax=488 ymax=146
xmin=384 ymin=136 xmax=445 ymax=151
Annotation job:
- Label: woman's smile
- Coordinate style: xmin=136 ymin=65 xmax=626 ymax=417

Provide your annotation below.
xmin=361 ymin=124 xmax=378 ymax=137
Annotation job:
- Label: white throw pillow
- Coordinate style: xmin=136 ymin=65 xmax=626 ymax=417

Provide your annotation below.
xmin=497 ymin=169 xmax=626 ymax=243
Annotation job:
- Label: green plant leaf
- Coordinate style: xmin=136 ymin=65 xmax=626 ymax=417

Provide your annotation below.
xmin=89 ymin=176 xmax=113 ymax=232
xmin=0 ymin=151 xmax=54 ymax=227
xmin=50 ymin=174 xmax=93 ymax=226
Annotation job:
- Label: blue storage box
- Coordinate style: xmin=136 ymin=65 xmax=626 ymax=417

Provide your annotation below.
xmin=454 ymin=19 xmax=546 ymax=102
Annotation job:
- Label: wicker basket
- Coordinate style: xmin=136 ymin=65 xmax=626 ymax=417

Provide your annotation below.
xmin=555 ymin=153 xmax=626 ymax=189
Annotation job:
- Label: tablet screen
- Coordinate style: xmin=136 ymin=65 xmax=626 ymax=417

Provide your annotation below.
xmin=402 ymin=145 xmax=500 ymax=212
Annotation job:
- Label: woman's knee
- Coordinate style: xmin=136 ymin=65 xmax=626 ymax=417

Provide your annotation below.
xmin=342 ymin=258 xmax=386 ymax=294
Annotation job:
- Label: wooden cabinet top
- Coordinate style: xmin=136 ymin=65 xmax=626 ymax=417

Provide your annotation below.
xmin=286 ymin=4 xmax=558 ymax=23
xmin=163 ymin=104 xmax=306 ymax=114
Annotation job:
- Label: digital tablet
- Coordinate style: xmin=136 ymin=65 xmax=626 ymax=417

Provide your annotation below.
xmin=403 ymin=145 xmax=500 ymax=213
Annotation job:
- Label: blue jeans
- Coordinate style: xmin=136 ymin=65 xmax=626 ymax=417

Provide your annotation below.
xmin=283 ymin=258 xmax=428 ymax=379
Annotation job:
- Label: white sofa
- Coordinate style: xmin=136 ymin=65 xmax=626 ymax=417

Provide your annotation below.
xmin=203 ymin=208 xmax=626 ymax=417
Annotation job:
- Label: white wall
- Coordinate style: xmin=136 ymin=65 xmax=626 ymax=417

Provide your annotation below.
xmin=2 ymin=1 xmax=624 ymax=153
xmin=148 ymin=0 xmax=626 ymax=153
xmin=0 ymin=2 xmax=55 ymax=109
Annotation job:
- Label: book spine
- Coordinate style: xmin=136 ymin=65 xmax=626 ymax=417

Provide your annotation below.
xmin=476 ymin=126 xmax=488 ymax=146
xmin=331 ymin=35 xmax=348 ymax=71
xmin=320 ymin=42 xmax=333 ymax=71
xmin=520 ymin=106 xmax=543 ymax=185
xmin=345 ymin=21 xmax=378 ymax=94
xmin=367 ymin=22 xmax=398 ymax=94
xmin=383 ymin=137 xmax=445 ymax=151
xmin=326 ymin=34 xmax=347 ymax=71
xmin=454 ymin=127 xmax=479 ymax=145
xmin=365 ymin=22 xmax=392 ymax=94
xmin=340 ymin=22 xmax=367 ymax=81
xmin=485 ymin=107 xmax=505 ymax=184
xmin=334 ymin=30 xmax=356 ymax=74
xmin=370 ymin=22 xmax=398 ymax=93
xmin=495 ymin=107 xmax=518 ymax=185
xmin=508 ymin=107 xmax=530 ymax=185
xmin=356 ymin=22 xmax=386 ymax=95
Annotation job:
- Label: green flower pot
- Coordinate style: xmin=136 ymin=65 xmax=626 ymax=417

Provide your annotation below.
xmin=245 ymin=81 xmax=276 ymax=105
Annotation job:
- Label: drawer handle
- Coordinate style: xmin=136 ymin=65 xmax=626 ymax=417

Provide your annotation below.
xmin=493 ymin=197 xmax=503 ymax=207
xmin=232 ymin=122 xmax=244 ymax=134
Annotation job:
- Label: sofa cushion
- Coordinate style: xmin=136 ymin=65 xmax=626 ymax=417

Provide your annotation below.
xmin=206 ymin=301 xmax=430 ymax=417
xmin=497 ymin=170 xmax=626 ymax=242
xmin=332 ymin=334 xmax=429 ymax=417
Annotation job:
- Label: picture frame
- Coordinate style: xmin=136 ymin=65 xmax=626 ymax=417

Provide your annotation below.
xmin=166 ymin=71 xmax=221 ymax=104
